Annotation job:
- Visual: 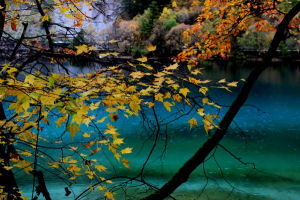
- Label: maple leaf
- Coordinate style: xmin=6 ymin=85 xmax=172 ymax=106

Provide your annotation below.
xmin=199 ymin=87 xmax=208 ymax=95
xmin=197 ymin=108 xmax=205 ymax=116
xmin=122 ymin=158 xmax=130 ymax=168
xmin=96 ymin=116 xmax=107 ymax=123
xmin=146 ymin=44 xmax=157 ymax=52
xmin=188 ymin=118 xmax=198 ymax=129
xmin=68 ymin=124 xmax=80 ymax=139
xmin=75 ymin=44 xmax=89 ymax=55
xmin=218 ymin=79 xmax=226 ymax=84
xmin=136 ymin=56 xmax=147 ymax=63
xmin=172 ymin=1 xmax=178 ymax=8
xmin=113 ymin=138 xmax=124 ymax=145
xmin=82 ymin=133 xmax=90 ymax=138
xmin=94 ymin=165 xmax=107 ymax=172
xmin=163 ymin=102 xmax=172 ymax=112
xmin=227 ymin=81 xmax=238 ymax=87
xmin=165 ymin=63 xmax=179 ymax=70
xmin=121 ymin=147 xmax=132 ymax=154
xmin=155 ymin=93 xmax=164 ymax=102
xmin=41 ymin=14 xmax=50 ymax=22
xmin=179 ymin=88 xmax=190 ymax=97
xmin=104 ymin=191 xmax=115 ymax=200
xmin=202 ymin=97 xmax=209 ymax=105
xmin=130 ymin=71 xmax=144 ymax=79
xmin=3 ymin=166 xmax=13 ymax=171
xmin=173 ymin=94 xmax=182 ymax=102
xmin=98 ymin=186 xmax=106 ymax=191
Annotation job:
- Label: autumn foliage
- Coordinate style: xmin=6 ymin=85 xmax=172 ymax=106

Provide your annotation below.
xmin=178 ymin=0 xmax=300 ymax=64
xmin=0 ymin=0 xmax=299 ymax=199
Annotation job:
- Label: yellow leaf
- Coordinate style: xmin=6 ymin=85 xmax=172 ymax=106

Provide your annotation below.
xmin=68 ymin=124 xmax=80 ymax=139
xmin=179 ymin=88 xmax=190 ymax=97
xmin=89 ymin=186 xmax=94 ymax=191
xmin=97 ymin=186 xmax=106 ymax=191
xmin=199 ymin=80 xmax=211 ymax=84
xmin=163 ymin=102 xmax=172 ymax=112
xmin=69 ymin=146 xmax=78 ymax=151
xmin=146 ymin=44 xmax=157 ymax=52
xmin=90 ymin=102 xmax=100 ymax=110
xmin=19 ymin=151 xmax=32 ymax=157
xmin=203 ymin=115 xmax=214 ymax=134
xmin=136 ymin=56 xmax=147 ymax=62
xmin=172 ymin=1 xmax=178 ymax=8
xmin=3 ymin=166 xmax=13 ymax=171
xmin=218 ymin=79 xmax=226 ymax=84
xmin=104 ymin=191 xmax=114 ymax=200
xmin=188 ymin=118 xmax=198 ymax=129
xmin=173 ymin=94 xmax=182 ymax=102
xmin=99 ymin=53 xmax=110 ymax=58
xmin=7 ymin=67 xmax=18 ymax=74
xmin=40 ymin=95 xmax=57 ymax=105
xmin=227 ymin=81 xmax=238 ymax=87
xmin=113 ymin=138 xmax=124 ymax=145
xmin=197 ymin=108 xmax=205 ymax=116
xmin=144 ymin=102 xmax=155 ymax=108
xmin=199 ymin=87 xmax=208 ymax=95
xmin=83 ymin=133 xmax=90 ymax=138
xmin=96 ymin=116 xmax=107 ymax=123
xmin=110 ymin=52 xmax=119 ymax=56
xmin=165 ymin=63 xmax=178 ymax=70
xmin=108 ymin=40 xmax=118 ymax=43
xmin=13 ymin=160 xmax=33 ymax=174
xmin=41 ymin=14 xmax=50 ymax=22
xmin=202 ymin=97 xmax=209 ymax=105
xmin=55 ymin=115 xmax=67 ymax=128
xmin=129 ymin=102 xmax=140 ymax=115
xmin=130 ymin=71 xmax=144 ymax=79
xmin=218 ymin=86 xmax=232 ymax=92
xmin=121 ymin=147 xmax=132 ymax=154
xmin=155 ymin=93 xmax=164 ymax=102
xmin=94 ymin=165 xmax=107 ymax=172
xmin=75 ymin=44 xmax=89 ymax=55
xmin=48 ymin=162 xmax=59 ymax=168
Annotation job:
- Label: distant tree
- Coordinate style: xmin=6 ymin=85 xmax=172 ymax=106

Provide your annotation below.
xmin=121 ymin=0 xmax=170 ymax=19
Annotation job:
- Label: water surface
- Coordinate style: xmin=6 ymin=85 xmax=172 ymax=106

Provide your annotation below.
xmin=17 ymin=61 xmax=300 ymax=200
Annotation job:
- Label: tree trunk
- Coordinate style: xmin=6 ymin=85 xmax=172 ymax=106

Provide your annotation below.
xmin=142 ymin=2 xmax=300 ymax=199
xmin=0 ymin=104 xmax=22 ymax=200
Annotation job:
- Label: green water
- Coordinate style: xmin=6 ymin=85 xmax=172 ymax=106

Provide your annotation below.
xmin=17 ymin=61 xmax=300 ymax=199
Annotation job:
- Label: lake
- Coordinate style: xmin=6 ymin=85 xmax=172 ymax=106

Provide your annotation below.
xmin=17 ymin=60 xmax=300 ymax=200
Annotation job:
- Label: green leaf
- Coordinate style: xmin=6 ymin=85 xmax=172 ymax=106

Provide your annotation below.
xmin=48 ymin=77 xmax=55 ymax=87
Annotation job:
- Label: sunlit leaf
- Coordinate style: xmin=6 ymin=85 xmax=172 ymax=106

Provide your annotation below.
xmin=188 ymin=118 xmax=198 ymax=129
xmin=121 ymin=147 xmax=132 ymax=154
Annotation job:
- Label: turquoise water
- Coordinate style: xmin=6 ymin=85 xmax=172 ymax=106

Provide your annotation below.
xmin=17 ymin=61 xmax=300 ymax=199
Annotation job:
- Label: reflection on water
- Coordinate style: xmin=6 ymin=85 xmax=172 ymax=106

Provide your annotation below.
xmin=18 ymin=61 xmax=300 ymax=200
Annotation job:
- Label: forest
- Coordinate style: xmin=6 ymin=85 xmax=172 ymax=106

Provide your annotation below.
xmin=0 ymin=0 xmax=300 ymax=200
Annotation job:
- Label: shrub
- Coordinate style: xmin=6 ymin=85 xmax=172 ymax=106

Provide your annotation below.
xmin=163 ymin=18 xmax=179 ymax=30
xmin=131 ymin=46 xmax=149 ymax=57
